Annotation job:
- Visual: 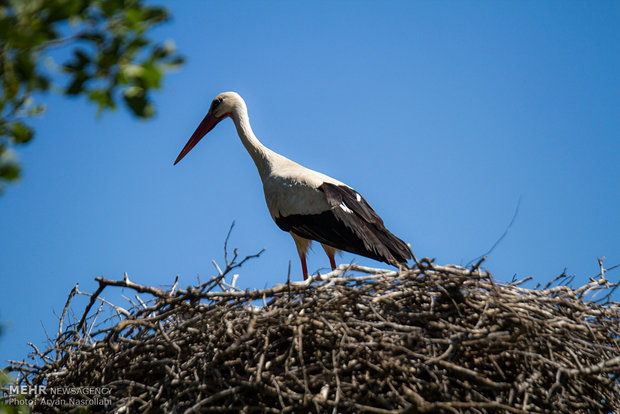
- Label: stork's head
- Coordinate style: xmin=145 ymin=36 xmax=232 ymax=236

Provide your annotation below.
xmin=174 ymin=92 xmax=244 ymax=165
xmin=209 ymin=91 xmax=245 ymax=119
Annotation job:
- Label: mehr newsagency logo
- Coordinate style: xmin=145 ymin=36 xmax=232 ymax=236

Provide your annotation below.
xmin=2 ymin=385 xmax=112 ymax=408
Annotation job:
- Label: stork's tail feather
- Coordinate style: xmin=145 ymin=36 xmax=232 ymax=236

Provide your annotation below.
xmin=367 ymin=225 xmax=412 ymax=267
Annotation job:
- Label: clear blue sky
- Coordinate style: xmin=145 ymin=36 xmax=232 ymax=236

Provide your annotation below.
xmin=1 ymin=1 xmax=619 ymax=366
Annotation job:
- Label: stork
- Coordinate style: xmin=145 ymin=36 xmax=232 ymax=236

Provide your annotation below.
xmin=174 ymin=92 xmax=413 ymax=280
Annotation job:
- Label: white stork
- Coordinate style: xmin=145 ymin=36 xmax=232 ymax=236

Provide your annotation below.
xmin=174 ymin=92 xmax=413 ymax=280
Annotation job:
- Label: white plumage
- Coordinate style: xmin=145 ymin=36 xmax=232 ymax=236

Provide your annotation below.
xmin=175 ymin=92 xmax=413 ymax=279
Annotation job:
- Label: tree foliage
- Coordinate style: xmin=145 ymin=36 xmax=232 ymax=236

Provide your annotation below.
xmin=0 ymin=0 xmax=183 ymax=193
xmin=1 ymin=369 xmax=29 ymax=414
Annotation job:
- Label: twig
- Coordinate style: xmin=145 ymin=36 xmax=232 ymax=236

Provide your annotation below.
xmin=466 ymin=196 xmax=521 ymax=266
xmin=58 ymin=284 xmax=79 ymax=337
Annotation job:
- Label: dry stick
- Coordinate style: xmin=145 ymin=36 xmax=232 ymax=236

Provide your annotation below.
xmin=331 ymin=346 xmax=343 ymax=414
xmin=562 ymin=355 xmax=620 ymax=376
xmin=466 ymin=196 xmax=522 ymax=267
xmin=75 ymin=287 xmax=130 ymax=318
xmin=94 ymin=276 xmax=168 ymax=298
xmin=223 ymin=220 xmax=235 ymax=266
xmin=57 ymin=283 xmax=79 ymax=338
xmin=76 ymin=280 xmax=107 ymax=334
xmin=211 ymin=259 xmax=224 ymax=277
xmin=171 ymin=275 xmax=179 ymax=295
xmin=598 ymin=257 xmax=606 ymax=280
xmin=254 ymin=335 xmax=268 ymax=383
xmin=86 ymin=303 xmax=104 ymax=338
xmin=89 ymin=270 xmax=381 ymax=303
xmin=296 ymin=324 xmax=311 ymax=404
xmin=597 ymin=280 xmax=620 ymax=304
xmin=26 ymin=343 xmax=50 ymax=364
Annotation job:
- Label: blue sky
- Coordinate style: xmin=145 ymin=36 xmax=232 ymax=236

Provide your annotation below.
xmin=1 ymin=1 xmax=619 ymax=366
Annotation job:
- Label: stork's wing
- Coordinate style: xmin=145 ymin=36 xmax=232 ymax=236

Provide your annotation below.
xmin=275 ymin=182 xmax=412 ymax=266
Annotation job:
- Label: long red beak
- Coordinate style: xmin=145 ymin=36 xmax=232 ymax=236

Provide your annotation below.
xmin=174 ymin=112 xmax=222 ymax=165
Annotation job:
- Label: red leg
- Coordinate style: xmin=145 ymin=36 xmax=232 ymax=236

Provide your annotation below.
xmin=301 ymin=253 xmax=308 ymax=280
xmin=291 ymin=233 xmax=311 ymax=280
xmin=322 ymin=244 xmax=337 ymax=271
xmin=328 ymin=253 xmax=336 ymax=271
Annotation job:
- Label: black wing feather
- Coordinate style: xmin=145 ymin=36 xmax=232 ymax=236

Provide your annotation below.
xmin=275 ymin=182 xmax=412 ymax=267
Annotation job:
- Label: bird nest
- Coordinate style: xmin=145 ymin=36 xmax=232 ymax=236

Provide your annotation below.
xmin=3 ymin=253 xmax=620 ymax=413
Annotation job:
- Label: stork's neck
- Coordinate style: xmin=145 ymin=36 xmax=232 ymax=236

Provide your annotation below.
xmin=231 ymin=107 xmax=274 ymax=181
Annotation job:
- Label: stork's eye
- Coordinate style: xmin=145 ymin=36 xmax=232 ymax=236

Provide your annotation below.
xmin=211 ymin=98 xmax=223 ymax=111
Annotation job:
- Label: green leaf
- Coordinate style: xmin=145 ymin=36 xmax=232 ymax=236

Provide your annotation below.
xmin=65 ymin=73 xmax=88 ymax=95
xmin=27 ymin=104 xmax=46 ymax=116
xmin=138 ymin=62 xmax=162 ymax=89
xmin=125 ymin=8 xmax=144 ymax=31
xmin=63 ymin=49 xmax=91 ymax=72
xmin=123 ymin=87 xmax=154 ymax=118
xmin=44 ymin=0 xmax=83 ymax=23
xmin=166 ymin=56 xmax=185 ymax=68
xmin=0 ymin=369 xmax=31 ymax=413
xmin=0 ymin=162 xmax=21 ymax=181
xmin=141 ymin=6 xmax=168 ymax=25
xmin=11 ymin=122 xmax=34 ymax=144
xmin=34 ymin=74 xmax=51 ymax=91
xmin=88 ymin=88 xmax=115 ymax=114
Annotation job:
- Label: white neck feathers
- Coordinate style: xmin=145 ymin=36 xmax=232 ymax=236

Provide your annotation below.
xmin=230 ymin=103 xmax=275 ymax=181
